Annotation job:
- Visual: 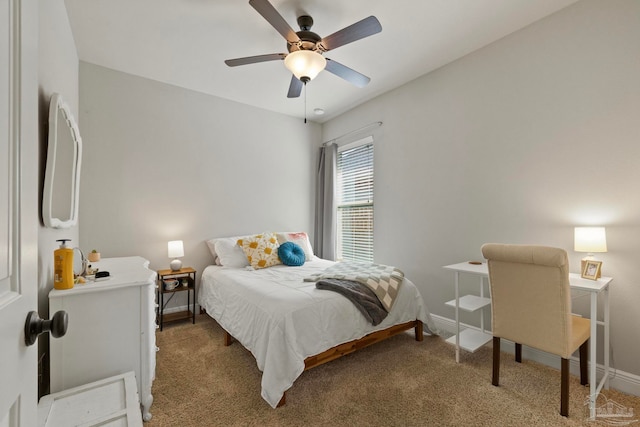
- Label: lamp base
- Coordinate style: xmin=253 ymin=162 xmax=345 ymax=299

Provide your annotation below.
xmin=170 ymin=259 xmax=182 ymax=271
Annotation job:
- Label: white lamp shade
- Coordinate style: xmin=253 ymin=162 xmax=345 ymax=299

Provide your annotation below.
xmin=574 ymin=227 xmax=607 ymax=253
xmin=167 ymin=240 xmax=184 ymax=258
xmin=284 ymin=50 xmax=326 ymax=81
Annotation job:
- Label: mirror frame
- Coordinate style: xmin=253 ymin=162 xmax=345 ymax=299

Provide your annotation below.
xmin=73 ymin=247 xmax=86 ymax=276
xmin=43 ymin=93 xmax=82 ymax=229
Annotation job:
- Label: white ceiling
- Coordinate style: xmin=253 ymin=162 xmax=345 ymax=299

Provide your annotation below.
xmin=63 ymin=0 xmax=579 ymax=123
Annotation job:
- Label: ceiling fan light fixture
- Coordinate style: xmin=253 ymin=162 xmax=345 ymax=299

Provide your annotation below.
xmin=284 ymin=50 xmax=326 ymax=82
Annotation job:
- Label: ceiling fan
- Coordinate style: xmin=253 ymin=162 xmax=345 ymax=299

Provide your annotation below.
xmin=225 ymin=0 xmax=382 ymax=98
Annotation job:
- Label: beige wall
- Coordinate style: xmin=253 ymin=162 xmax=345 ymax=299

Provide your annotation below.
xmin=323 ymin=0 xmax=640 ymax=380
xmin=77 ymin=63 xmax=321 ymax=310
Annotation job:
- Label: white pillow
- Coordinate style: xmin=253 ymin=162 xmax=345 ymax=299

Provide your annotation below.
xmin=206 ymin=235 xmax=246 ymax=261
xmin=205 ymin=238 xmax=218 ymax=260
xmin=276 ymin=232 xmax=314 ymax=260
xmin=214 ymin=237 xmax=250 ymax=268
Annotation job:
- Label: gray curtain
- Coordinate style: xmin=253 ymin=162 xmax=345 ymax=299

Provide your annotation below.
xmin=314 ymin=143 xmax=337 ymax=260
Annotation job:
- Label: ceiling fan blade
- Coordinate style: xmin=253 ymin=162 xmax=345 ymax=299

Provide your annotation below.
xmin=287 ymin=75 xmax=303 ymax=98
xmin=225 ymin=53 xmax=286 ymax=67
xmin=325 ymin=59 xmax=370 ymax=88
xmin=249 ymin=0 xmax=300 ymax=43
xmin=320 ymin=16 xmax=382 ymax=51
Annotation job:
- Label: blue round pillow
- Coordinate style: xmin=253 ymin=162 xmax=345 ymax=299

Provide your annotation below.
xmin=278 ymin=241 xmax=306 ymax=266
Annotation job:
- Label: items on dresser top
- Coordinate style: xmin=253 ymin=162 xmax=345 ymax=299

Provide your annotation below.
xmin=53 ymin=239 xmax=74 ymax=290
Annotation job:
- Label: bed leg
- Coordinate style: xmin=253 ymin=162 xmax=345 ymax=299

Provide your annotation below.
xmin=414 ymin=321 xmax=423 ymax=342
xmin=224 ymin=331 xmax=233 ymax=346
xmin=276 ymin=393 xmax=286 ymax=407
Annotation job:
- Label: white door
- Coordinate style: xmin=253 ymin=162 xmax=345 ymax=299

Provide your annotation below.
xmin=0 ymin=0 xmax=39 ymax=426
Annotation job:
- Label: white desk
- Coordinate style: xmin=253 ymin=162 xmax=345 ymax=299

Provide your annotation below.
xmin=443 ymin=261 xmax=612 ymax=419
xmin=442 ymin=262 xmax=492 ymax=361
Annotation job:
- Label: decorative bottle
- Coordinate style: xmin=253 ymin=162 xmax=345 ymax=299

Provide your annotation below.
xmin=54 ymin=239 xmax=74 ymax=290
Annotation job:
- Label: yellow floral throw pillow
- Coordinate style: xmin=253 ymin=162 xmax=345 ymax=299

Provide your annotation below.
xmin=238 ymin=232 xmax=281 ymax=269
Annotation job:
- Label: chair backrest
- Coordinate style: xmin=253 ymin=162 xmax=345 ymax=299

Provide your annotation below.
xmin=481 ymin=243 xmax=572 ymax=358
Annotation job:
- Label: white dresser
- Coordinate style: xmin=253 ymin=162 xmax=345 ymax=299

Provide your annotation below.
xmin=49 ymin=256 xmax=157 ymax=421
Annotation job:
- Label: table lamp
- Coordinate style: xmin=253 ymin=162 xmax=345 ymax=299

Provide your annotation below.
xmin=168 ymin=240 xmax=184 ymax=271
xmin=574 ymin=227 xmax=607 ymax=278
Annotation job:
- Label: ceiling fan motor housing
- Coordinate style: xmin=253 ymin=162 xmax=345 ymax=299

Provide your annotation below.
xmin=288 ymin=15 xmax=323 ymax=53
xmin=297 ymin=15 xmax=313 ymax=31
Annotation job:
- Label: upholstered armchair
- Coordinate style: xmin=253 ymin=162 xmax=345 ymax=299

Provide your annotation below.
xmin=481 ymin=243 xmax=590 ymax=417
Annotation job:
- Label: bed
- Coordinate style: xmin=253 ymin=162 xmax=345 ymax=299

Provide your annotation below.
xmin=198 ymin=233 xmax=436 ymax=408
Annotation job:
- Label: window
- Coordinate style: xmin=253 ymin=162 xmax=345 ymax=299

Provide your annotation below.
xmin=336 ymin=137 xmax=374 ymax=262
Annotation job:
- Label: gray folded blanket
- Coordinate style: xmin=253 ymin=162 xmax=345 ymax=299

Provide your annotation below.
xmin=316 ymin=278 xmax=388 ymax=326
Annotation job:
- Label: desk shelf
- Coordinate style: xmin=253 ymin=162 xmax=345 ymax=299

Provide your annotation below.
xmin=443 ymin=262 xmax=492 ymax=362
xmin=445 ymin=329 xmax=493 ymax=353
xmin=445 ymin=295 xmax=491 ymax=312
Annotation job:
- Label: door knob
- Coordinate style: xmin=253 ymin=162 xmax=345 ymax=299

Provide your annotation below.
xmin=24 ymin=310 xmax=68 ymax=346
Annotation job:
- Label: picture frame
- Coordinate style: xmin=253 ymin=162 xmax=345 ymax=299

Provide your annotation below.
xmin=582 ymin=260 xmax=602 ymax=280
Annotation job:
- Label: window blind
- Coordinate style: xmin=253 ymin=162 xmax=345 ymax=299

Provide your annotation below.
xmin=337 ymin=142 xmax=373 ymax=262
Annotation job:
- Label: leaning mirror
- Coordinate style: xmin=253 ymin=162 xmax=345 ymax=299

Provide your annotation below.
xmin=43 ymin=93 xmax=82 ymax=229
xmin=72 ymin=247 xmax=86 ymax=277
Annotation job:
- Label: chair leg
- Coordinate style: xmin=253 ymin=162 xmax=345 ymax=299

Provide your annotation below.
xmin=492 ymin=337 xmax=500 ymax=386
xmin=580 ymin=339 xmax=589 ymax=386
xmin=561 ymin=358 xmax=569 ymax=417
xmin=515 ymin=343 xmax=522 ymax=363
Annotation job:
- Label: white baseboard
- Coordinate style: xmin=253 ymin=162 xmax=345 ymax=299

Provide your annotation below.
xmin=430 ymin=314 xmax=640 ymax=397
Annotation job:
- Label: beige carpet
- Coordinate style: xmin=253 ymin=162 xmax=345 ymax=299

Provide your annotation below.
xmin=148 ymin=315 xmax=638 ymax=426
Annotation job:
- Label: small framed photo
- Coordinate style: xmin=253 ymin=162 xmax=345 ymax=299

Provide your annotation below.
xmin=582 ymin=260 xmax=602 ymax=280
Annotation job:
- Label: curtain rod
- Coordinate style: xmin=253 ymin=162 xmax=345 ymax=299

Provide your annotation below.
xmin=323 ymin=121 xmax=383 ymax=146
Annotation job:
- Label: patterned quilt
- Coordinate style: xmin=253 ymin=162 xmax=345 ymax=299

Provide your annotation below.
xmin=305 ymin=262 xmax=404 ymax=311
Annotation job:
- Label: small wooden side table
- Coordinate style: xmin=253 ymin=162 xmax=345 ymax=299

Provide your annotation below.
xmin=156 ymin=266 xmax=196 ymax=331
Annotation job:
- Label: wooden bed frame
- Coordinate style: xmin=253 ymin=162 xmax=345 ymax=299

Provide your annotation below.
xmin=222 ymin=319 xmax=424 ymax=407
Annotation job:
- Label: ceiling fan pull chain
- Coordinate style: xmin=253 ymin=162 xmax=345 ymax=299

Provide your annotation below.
xmin=304 ymin=81 xmax=307 ymax=124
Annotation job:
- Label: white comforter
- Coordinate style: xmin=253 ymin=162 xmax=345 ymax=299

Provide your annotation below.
xmin=198 ymin=258 xmax=436 ymax=408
